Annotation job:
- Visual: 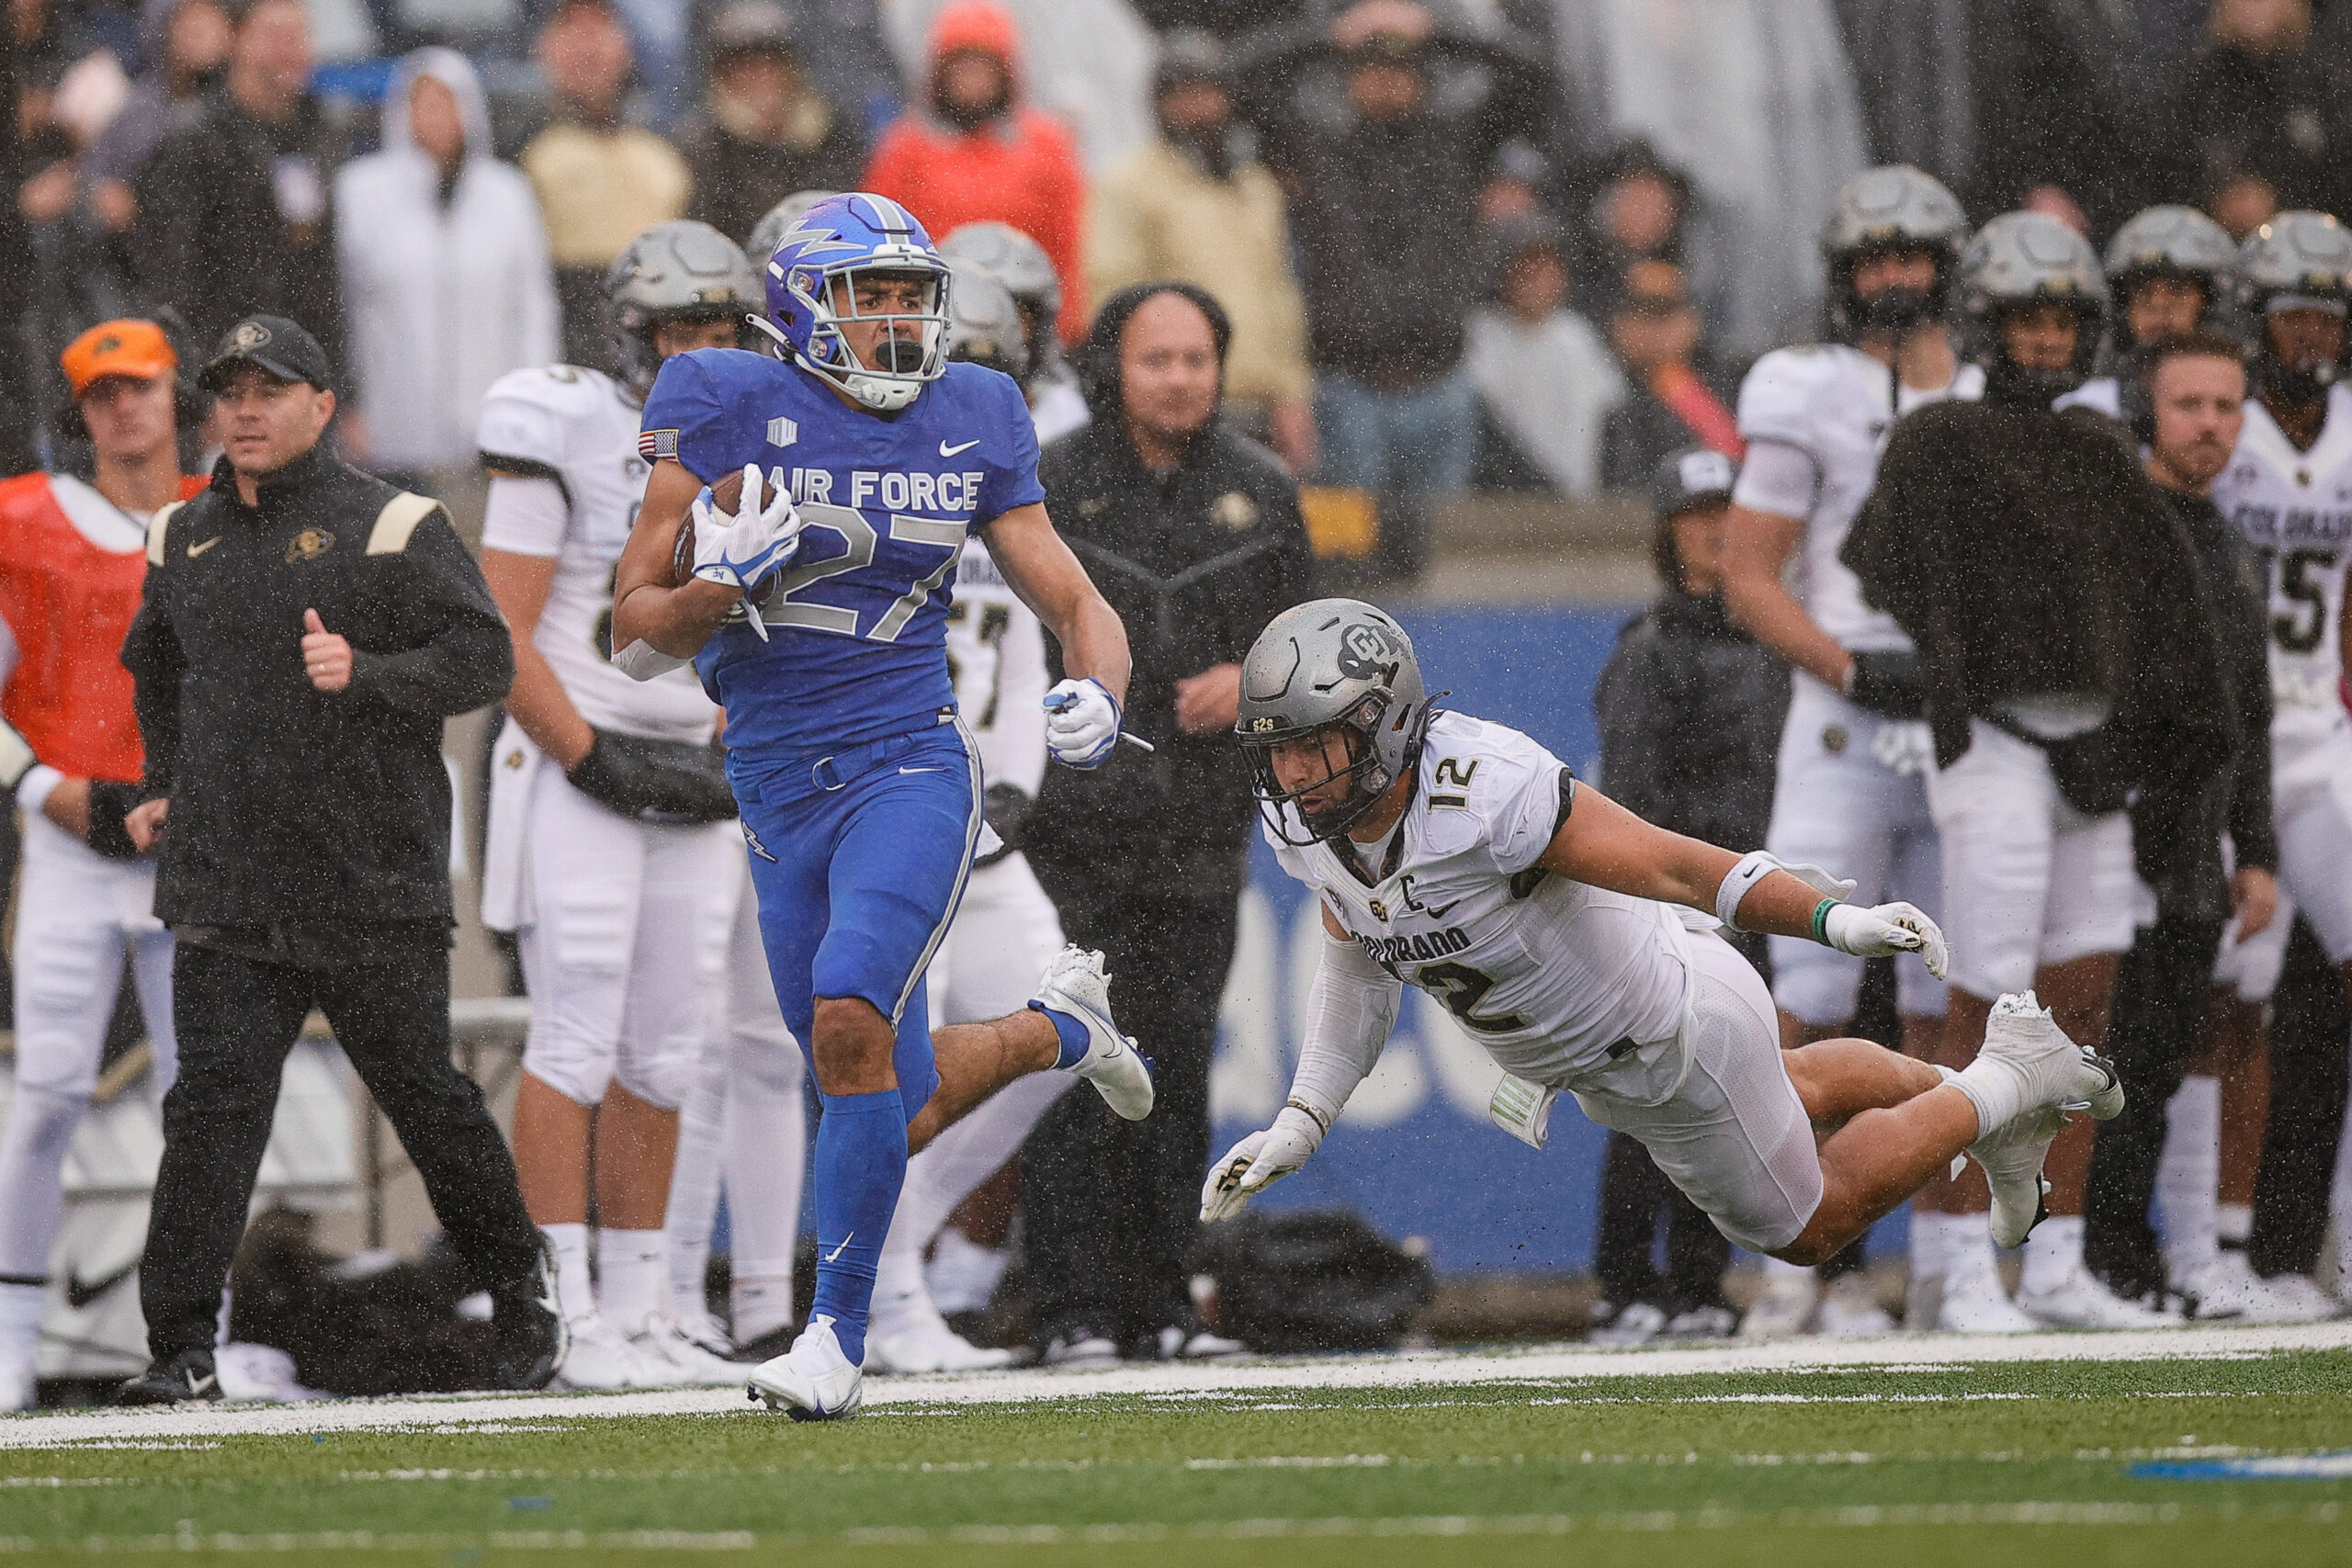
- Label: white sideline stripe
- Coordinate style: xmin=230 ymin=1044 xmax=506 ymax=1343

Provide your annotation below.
xmin=1 ymin=1321 xmax=2346 ymax=1450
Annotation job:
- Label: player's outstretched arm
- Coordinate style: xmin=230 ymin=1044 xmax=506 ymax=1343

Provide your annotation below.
xmin=1202 ymin=907 xmax=1402 ymax=1222
xmin=1536 ymin=784 xmax=1948 ymax=976
xmin=610 ymin=457 xmax=751 ymax=666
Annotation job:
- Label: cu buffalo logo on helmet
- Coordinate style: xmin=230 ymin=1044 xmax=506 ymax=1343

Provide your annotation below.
xmin=1335 ymin=622 xmax=1397 ymax=683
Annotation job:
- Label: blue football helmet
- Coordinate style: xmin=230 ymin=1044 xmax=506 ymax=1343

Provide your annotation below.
xmin=754 ymin=191 xmax=952 ymax=412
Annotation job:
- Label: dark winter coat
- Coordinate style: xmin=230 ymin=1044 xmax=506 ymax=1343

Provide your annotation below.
xmin=1841 ymin=401 xmax=2237 ymax=918
xmin=2165 ymin=486 xmax=2278 ymax=876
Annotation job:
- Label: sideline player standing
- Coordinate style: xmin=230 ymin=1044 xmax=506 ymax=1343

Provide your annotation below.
xmin=1204 ymin=602 xmax=2123 ymax=1283
xmin=1716 ymin=165 xmax=1973 ymax=1335
xmin=939 ymin=221 xmax=1090 ymax=442
xmin=0 ymin=321 xmax=204 ymax=1410
xmin=2203 ymin=212 xmax=2352 ymax=1321
xmin=476 ymin=220 xmax=763 ymax=1388
xmin=610 ymin=192 xmax=1144 ymax=1419
xmin=2057 ymin=205 xmax=2239 ymax=424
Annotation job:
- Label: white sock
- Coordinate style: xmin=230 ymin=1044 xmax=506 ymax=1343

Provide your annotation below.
xmin=2020 ymin=1214 xmax=2085 ymax=1294
xmin=1937 ymin=1214 xmax=2004 ymax=1293
xmin=0 ymin=1280 xmax=44 ymax=1370
xmin=731 ymin=1271 xmax=796 ymax=1344
xmin=597 ymin=1228 xmax=667 ymax=1330
xmin=1760 ymin=1257 xmax=1816 ymax=1286
xmin=664 ymin=1047 xmax=728 ymax=1325
xmin=2217 ymin=1202 xmax=2253 ymax=1249
xmin=2157 ymin=1076 xmax=2221 ymax=1280
xmin=1950 ymin=1059 xmax=2023 ymax=1141
xmin=541 ymin=1224 xmax=597 ymax=1323
xmin=1910 ymin=1210 xmax=1977 ymax=1280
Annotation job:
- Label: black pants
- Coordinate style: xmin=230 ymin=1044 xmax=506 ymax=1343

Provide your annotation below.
xmin=2253 ymin=919 xmax=2351 ymax=1278
xmin=1594 ymin=1133 xmax=1731 ymax=1310
xmin=140 ymin=941 xmax=539 ymax=1361
xmin=2084 ymin=914 xmax=2226 ymax=1295
xmin=1023 ymin=851 xmax=1243 ymax=1349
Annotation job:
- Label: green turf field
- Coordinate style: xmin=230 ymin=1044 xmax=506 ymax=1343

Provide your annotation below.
xmin=3 ymin=1344 xmax=2348 ymax=1565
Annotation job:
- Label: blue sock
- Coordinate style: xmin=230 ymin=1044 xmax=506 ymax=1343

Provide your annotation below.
xmin=1030 ymin=1002 xmax=1091 ymax=1069
xmin=807 ymin=1089 xmax=908 ymax=1366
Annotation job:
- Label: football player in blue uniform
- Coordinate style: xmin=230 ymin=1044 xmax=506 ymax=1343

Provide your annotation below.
xmin=609 ymin=193 xmax=1147 ymax=1419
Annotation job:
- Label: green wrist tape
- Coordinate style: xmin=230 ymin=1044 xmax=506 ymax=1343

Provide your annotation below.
xmin=1812 ymin=897 xmax=1840 ymax=945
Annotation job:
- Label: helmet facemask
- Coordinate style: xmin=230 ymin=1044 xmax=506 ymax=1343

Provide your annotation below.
xmin=1242 ymin=693 xmax=1399 ymax=847
xmin=761 ymin=254 xmax=952 ymax=412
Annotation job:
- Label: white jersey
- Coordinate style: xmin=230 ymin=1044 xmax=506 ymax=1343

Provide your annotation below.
xmin=2053 ymin=375 xmax=2122 ymax=419
xmin=1734 ymin=343 xmax=1984 ymax=651
xmin=2212 ymin=386 xmax=2352 ymax=750
xmin=944 ymin=536 xmax=1048 ymax=796
xmin=477 ymin=364 xmax=716 ymax=744
xmin=1029 ymin=367 xmax=1091 ymax=446
xmin=1268 ymin=712 xmax=1697 ymax=1088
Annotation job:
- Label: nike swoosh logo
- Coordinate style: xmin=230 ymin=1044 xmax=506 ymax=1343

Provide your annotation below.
xmin=823 ymin=1234 xmax=854 ymax=1263
xmin=66 ymin=1260 xmax=137 ymax=1311
xmin=939 ymin=439 xmax=980 ymax=457
xmin=187 ymin=536 xmax=223 ymax=558
xmin=187 ymin=1371 xmax=217 ymax=1396
xmin=1422 ymin=899 xmax=1462 ymax=919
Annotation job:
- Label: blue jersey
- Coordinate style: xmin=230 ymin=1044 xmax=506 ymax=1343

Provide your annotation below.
xmin=640 ymin=349 xmax=1046 ymax=756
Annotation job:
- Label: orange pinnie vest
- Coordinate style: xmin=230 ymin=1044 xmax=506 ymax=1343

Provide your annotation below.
xmin=0 ymin=472 xmax=199 ymax=784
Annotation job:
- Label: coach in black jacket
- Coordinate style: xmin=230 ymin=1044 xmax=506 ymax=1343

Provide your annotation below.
xmin=1023 ymin=283 xmax=1317 ymax=1362
xmin=115 ymin=317 xmax=555 ymax=1404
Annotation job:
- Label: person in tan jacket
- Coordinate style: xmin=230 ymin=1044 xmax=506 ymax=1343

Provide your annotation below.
xmin=1086 ymin=31 xmax=1316 ymax=474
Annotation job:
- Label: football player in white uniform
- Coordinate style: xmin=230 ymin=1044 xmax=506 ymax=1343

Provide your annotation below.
xmin=939 ymin=221 xmax=1091 ymax=445
xmin=2057 ymin=205 xmax=2239 ymax=425
xmin=476 ymin=221 xmax=767 ymax=1388
xmin=1717 ymin=165 xmax=1975 ymax=1334
xmin=2205 ymin=211 xmax=2352 ymax=1322
xmin=1205 ymin=603 xmax=2124 ymax=1284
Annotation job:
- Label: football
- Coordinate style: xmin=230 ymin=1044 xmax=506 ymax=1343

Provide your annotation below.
xmin=670 ymin=469 xmax=749 ymax=583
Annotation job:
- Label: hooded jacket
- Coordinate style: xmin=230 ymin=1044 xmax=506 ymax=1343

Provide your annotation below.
xmin=334 ymin=50 xmax=561 ymax=473
xmin=863 ymin=1 xmax=1089 ymax=344
xmin=1841 ymin=401 xmax=2239 ymax=919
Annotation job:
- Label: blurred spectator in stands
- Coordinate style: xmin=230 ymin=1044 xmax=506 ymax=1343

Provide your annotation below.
xmin=865 ymin=1 xmax=1086 ymax=343
xmin=681 ymin=1 xmax=863 ymax=246
xmin=519 ymin=0 xmax=689 ymax=370
xmin=2163 ymin=0 xmax=2352 ymax=233
xmin=85 ymin=0 xmax=229 ymax=234
xmin=131 ymin=0 xmax=348 ymax=367
xmin=1087 ymin=29 xmax=1315 ymax=471
xmin=883 ymin=0 xmax=1157 ymax=175
xmin=1464 ymin=213 xmax=1621 ymax=495
xmin=1961 ymin=0 xmax=2149 ymax=235
xmin=1588 ymin=447 xmax=1781 ymax=1344
xmin=1125 ymin=0 xmax=1303 ymax=37
xmin=1238 ymin=0 xmax=1552 ymax=578
xmin=1599 ymin=259 xmax=1740 ymax=492
xmin=1539 ymin=0 xmax=1861 ymax=360
xmin=336 ymin=49 xmax=558 ymax=491
xmin=1570 ymin=138 xmax=1689 ymax=317
xmin=17 ymin=45 xmax=143 ymax=441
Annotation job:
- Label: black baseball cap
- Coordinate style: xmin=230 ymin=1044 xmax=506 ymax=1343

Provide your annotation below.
xmin=1651 ymin=446 xmax=1738 ymax=523
xmin=198 ymin=315 xmax=334 ymax=394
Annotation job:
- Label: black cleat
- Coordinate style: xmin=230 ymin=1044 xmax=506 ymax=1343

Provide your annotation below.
xmin=486 ymin=1237 xmax=568 ymax=1391
xmin=116 ymin=1349 xmax=223 ymax=1405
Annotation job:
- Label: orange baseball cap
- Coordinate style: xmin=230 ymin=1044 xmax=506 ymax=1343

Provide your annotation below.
xmin=61 ymin=319 xmax=177 ymax=398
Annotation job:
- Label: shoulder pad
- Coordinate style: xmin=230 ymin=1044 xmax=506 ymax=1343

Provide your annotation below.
xmin=368 ymin=493 xmax=445 ymax=556
xmin=478 ymin=365 xmax=609 ymax=468
xmin=146 ymin=500 xmax=187 ymax=566
xmin=1738 ymin=344 xmax=1859 ymax=450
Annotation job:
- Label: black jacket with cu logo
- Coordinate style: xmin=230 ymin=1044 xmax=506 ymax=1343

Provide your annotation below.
xmin=121 ymin=446 xmax=513 ymax=933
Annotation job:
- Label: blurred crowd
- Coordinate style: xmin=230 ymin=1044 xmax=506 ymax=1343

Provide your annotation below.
xmin=6 ymin=0 xmax=2351 ymax=560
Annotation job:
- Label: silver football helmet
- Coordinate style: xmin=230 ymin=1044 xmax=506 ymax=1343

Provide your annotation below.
xmin=1237 ymin=600 xmax=1434 ymax=846
xmin=1959 ymin=210 xmax=2109 ymax=400
xmin=942 ymin=259 xmax=1031 ymax=381
xmin=744 ymin=188 xmax=840 ymax=268
xmin=1821 ymin=164 xmax=1969 ymax=342
xmin=2236 ymin=210 xmax=2352 ymax=401
xmin=2103 ymin=205 xmax=2237 ymax=349
xmin=938 ymin=220 xmax=1064 ymax=377
xmin=607 ymin=220 xmax=761 ymax=394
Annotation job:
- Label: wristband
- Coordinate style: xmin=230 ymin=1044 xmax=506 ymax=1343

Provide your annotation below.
xmin=1812 ymin=897 xmax=1841 ymax=945
xmin=1284 ymin=1097 xmax=1332 ymax=1136
xmin=1713 ymin=850 xmax=1781 ymax=929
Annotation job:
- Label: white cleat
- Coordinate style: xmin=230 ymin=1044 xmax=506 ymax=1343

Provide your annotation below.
xmin=1968 ymin=1102 xmax=2067 ymax=1250
xmin=1738 ymin=1266 xmax=1818 ymax=1337
xmin=865 ymin=1289 xmax=1016 ymax=1374
xmin=2245 ymin=1269 xmax=2345 ymax=1324
xmin=628 ymin=1314 xmax=754 ymax=1386
xmin=747 ymin=1314 xmax=865 ymax=1420
xmin=2177 ymin=1253 xmax=2336 ymax=1324
xmin=1589 ymin=1302 xmax=1667 ymax=1346
xmin=550 ymin=1311 xmax=668 ymax=1391
xmin=1979 ymin=991 xmax=2125 ymax=1120
xmin=2016 ymin=1260 xmax=2180 ymax=1328
xmin=1935 ymin=1250 xmax=2040 ymax=1334
xmin=1035 ymin=946 xmax=1154 ymax=1120
xmin=1816 ymin=1273 xmax=1896 ymax=1337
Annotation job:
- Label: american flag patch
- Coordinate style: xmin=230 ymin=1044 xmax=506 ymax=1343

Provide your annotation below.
xmin=637 ymin=427 xmax=680 ymax=460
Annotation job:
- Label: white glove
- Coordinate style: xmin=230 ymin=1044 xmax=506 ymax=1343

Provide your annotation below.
xmin=692 ymin=464 xmax=805 ymax=597
xmin=1200 ymin=1105 xmax=1325 ymax=1223
xmin=1044 ymin=677 xmax=1121 ymax=770
xmin=1823 ymin=899 xmax=1950 ymax=979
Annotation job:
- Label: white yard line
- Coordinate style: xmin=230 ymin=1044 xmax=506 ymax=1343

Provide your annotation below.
xmin=1 ymin=1321 xmax=2346 ymax=1450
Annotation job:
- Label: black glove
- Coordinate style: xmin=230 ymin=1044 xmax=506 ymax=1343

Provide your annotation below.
xmin=565 ymin=729 xmax=737 ymax=823
xmin=1845 ymin=649 xmax=1925 ymax=719
xmin=977 ymin=782 xmax=1032 ymax=866
xmin=84 ymin=779 xmax=152 ymax=860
